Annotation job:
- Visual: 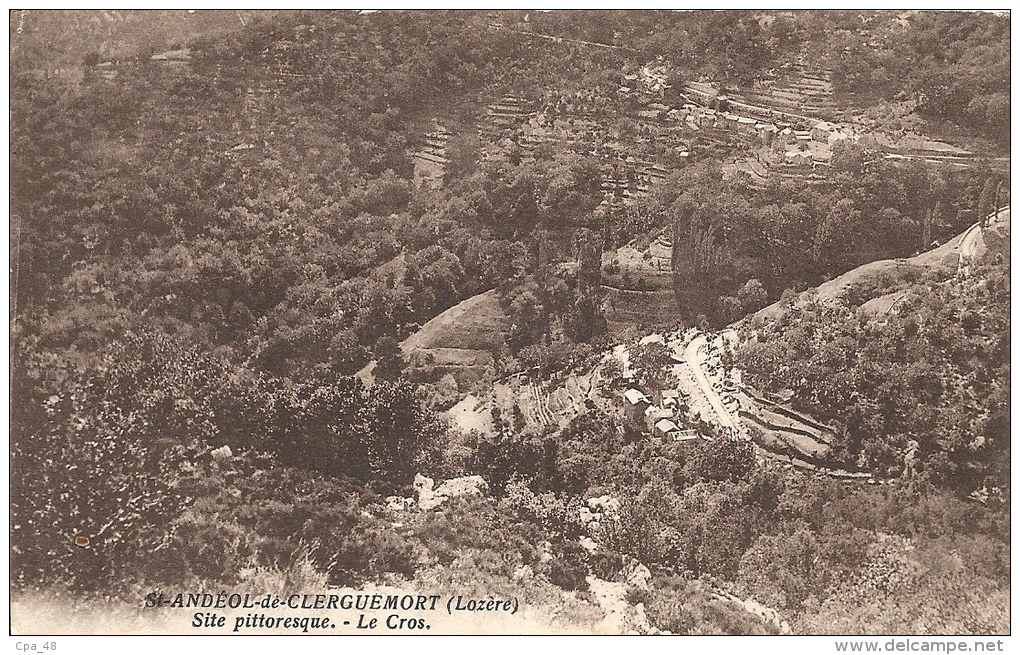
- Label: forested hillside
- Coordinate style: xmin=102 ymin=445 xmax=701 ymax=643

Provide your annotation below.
xmin=10 ymin=10 xmax=1009 ymax=635
xmin=740 ymin=246 xmax=1010 ymax=492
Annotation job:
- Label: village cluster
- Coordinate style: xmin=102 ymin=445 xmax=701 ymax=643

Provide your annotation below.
xmin=412 ymin=56 xmax=858 ymax=195
xmin=612 ymin=328 xmax=739 ymax=442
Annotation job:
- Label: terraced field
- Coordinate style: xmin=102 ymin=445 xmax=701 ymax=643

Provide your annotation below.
xmin=602 ymin=287 xmax=678 ymax=336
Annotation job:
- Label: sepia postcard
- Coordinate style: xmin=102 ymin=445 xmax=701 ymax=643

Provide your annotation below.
xmin=9 ymin=9 xmax=1010 ymax=646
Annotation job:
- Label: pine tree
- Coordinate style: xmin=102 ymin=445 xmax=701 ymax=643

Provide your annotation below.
xmin=993 ymin=179 xmax=1006 ymax=221
xmin=977 ymin=177 xmax=996 ymax=227
xmin=922 ymin=200 xmax=942 ymax=249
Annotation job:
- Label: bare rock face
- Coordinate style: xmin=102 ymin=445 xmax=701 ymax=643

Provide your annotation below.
xmin=435 ymin=475 xmax=488 ymax=499
xmin=414 ymin=474 xmax=441 ymax=510
xmin=513 ymin=564 xmax=534 ymax=581
xmin=624 ymin=560 xmax=652 ymax=590
xmin=580 ymin=495 xmax=621 ymax=536
xmin=414 ymin=473 xmax=435 ymax=492
xmin=385 ymin=496 xmax=415 ymax=512
xmin=210 ymin=444 xmax=233 ymax=461
xmin=414 ymin=473 xmax=488 ymax=510
xmin=631 ymin=601 xmax=654 ymax=635
xmin=587 ymin=495 xmax=621 ymax=514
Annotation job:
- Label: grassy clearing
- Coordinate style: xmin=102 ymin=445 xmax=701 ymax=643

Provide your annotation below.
xmin=402 ymin=290 xmax=508 ymax=353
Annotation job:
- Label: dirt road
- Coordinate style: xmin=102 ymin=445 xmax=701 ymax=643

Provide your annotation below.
xmin=683 ymin=334 xmax=736 ymax=431
xmin=960 ymin=205 xmax=1009 ymax=268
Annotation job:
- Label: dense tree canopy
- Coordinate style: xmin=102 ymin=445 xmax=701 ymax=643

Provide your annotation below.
xmin=10 ymin=10 xmax=1009 ymax=634
xmin=738 ymin=260 xmax=1010 ymax=493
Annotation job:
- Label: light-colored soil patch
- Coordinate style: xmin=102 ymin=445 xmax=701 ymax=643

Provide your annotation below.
xmin=602 ymin=287 xmax=678 ymax=333
xmin=752 ymin=213 xmax=1000 ymax=324
xmin=357 ymin=290 xmax=507 ymax=386
xmin=860 ymin=291 xmax=906 ymax=316
xmin=409 ymin=347 xmax=493 ymax=367
xmin=585 ymin=577 xmax=630 ymax=634
xmin=401 ymin=289 xmax=508 ymax=354
xmin=446 ymin=393 xmax=495 ymax=436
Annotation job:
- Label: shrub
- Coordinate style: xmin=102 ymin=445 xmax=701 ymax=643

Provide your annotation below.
xmin=11 ymin=413 xmax=192 ymax=590
xmin=544 ymin=555 xmax=588 ymax=591
xmin=643 ymin=576 xmax=696 ymax=634
xmin=625 ymin=585 xmax=651 ymax=606
xmin=324 ymin=523 xmax=418 ymax=585
xmin=588 ymin=549 xmax=627 ymax=580
xmin=683 ymin=438 xmax=756 ymax=483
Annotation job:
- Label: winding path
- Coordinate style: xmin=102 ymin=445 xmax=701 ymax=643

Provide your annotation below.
xmin=683 ymin=334 xmax=736 ymax=431
xmin=960 ymin=205 xmax=1008 ymax=268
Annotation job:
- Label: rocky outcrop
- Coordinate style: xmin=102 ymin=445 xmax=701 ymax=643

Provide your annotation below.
xmin=587 ymin=495 xmax=621 ymax=514
xmin=623 ymin=560 xmax=652 ymax=590
xmin=414 ymin=473 xmax=488 ymax=510
xmin=711 ymin=586 xmax=791 ymax=634
xmin=385 ymin=496 xmax=415 ymax=512
xmin=587 ymin=574 xmax=655 ymax=635
xmin=579 ymin=495 xmax=621 ymax=536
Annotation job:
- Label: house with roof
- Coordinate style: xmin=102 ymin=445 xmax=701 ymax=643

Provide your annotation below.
xmin=807 ymin=141 xmax=833 ymax=164
xmin=654 ymin=418 xmax=681 ymax=437
xmin=784 ymin=149 xmax=814 ymax=169
xmin=646 ymin=402 xmax=674 ymax=419
xmin=758 ymin=123 xmax=779 ymax=146
xmin=826 ymin=129 xmax=850 ymax=147
xmin=674 ymin=429 xmax=700 ymax=442
xmin=637 ymin=109 xmax=662 ymax=122
xmin=737 ymin=115 xmax=757 ymax=127
xmin=811 ymin=120 xmax=844 ymax=143
xmin=151 ymin=48 xmax=191 ymax=63
xmin=623 ymin=388 xmax=652 ymax=425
